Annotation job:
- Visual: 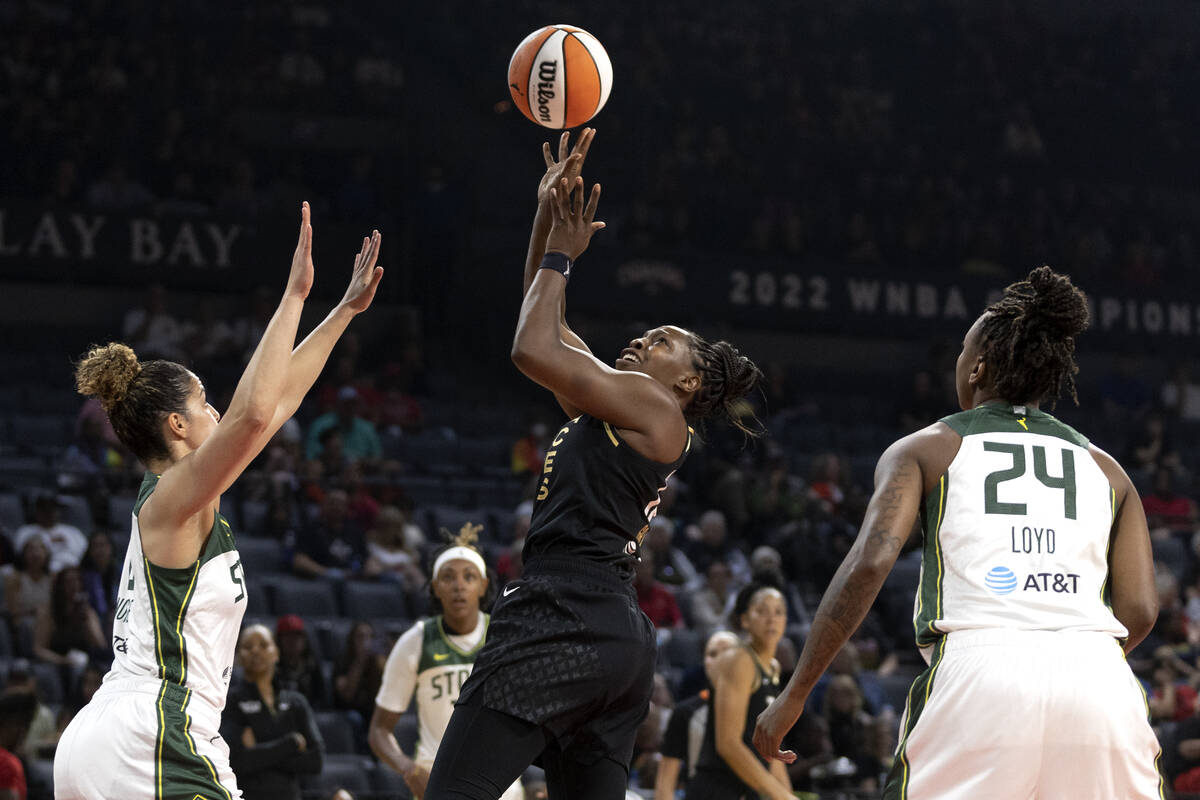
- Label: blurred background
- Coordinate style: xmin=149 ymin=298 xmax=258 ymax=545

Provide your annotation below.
xmin=2 ymin=0 xmax=1200 ymax=797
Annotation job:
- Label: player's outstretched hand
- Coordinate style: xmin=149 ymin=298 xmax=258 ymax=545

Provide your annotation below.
xmin=538 ymin=127 xmax=595 ymax=205
xmin=545 ymin=177 xmax=604 ymax=261
xmin=753 ymin=700 xmax=799 ymax=765
xmin=340 ymin=230 xmax=384 ymax=313
xmin=286 ymin=201 xmax=315 ymax=300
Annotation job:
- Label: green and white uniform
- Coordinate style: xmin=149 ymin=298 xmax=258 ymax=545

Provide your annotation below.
xmin=376 ymin=613 xmax=523 ymax=800
xmin=885 ymin=404 xmax=1162 ymax=799
xmin=56 ymin=472 xmax=245 ymax=800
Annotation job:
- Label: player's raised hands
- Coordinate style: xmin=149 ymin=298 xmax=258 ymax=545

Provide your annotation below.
xmin=538 ymin=127 xmax=595 ymax=204
xmin=545 ymin=176 xmax=604 ymax=261
xmin=286 ymin=201 xmax=315 ymax=300
xmin=340 ymin=230 xmax=384 ymax=313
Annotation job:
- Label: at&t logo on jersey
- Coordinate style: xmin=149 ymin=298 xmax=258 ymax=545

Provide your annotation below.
xmin=985 ymin=566 xmax=1018 ymax=595
xmin=985 ymin=566 xmax=1081 ymax=595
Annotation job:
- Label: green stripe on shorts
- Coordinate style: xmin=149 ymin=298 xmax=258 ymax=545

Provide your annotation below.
xmin=883 ymin=636 xmax=947 ymax=800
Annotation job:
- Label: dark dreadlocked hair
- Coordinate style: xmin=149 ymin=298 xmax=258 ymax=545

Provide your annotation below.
xmin=686 ymin=333 xmax=764 ymax=437
xmin=978 ymin=266 xmax=1090 ymax=407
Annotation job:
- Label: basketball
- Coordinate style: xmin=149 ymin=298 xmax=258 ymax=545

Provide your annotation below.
xmin=508 ymin=25 xmax=613 ymax=129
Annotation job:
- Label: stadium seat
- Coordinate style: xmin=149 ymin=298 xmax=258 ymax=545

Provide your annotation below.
xmin=31 ymin=661 xmax=64 ymax=706
xmin=1153 ymin=536 xmax=1189 ymax=583
xmin=424 ymin=506 xmax=488 ymax=540
xmin=236 ymin=537 xmax=285 ymax=577
xmin=314 ymin=710 xmax=357 ymax=754
xmin=342 ymin=581 xmax=411 ymax=621
xmin=108 ymin=494 xmax=137 ymax=528
xmin=0 ymin=492 xmax=24 ymax=531
xmin=10 ymin=414 xmax=71 ymax=454
xmin=55 ymin=494 xmax=94 ymax=535
xmin=303 ymin=754 xmax=374 ymax=797
xmin=313 ymin=617 xmax=356 ymax=663
xmin=240 ymin=500 xmax=270 ymax=535
xmin=271 ymin=577 xmax=340 ymax=618
xmin=876 ymin=670 xmax=920 ymax=715
xmin=662 ymin=628 xmax=704 ymax=670
xmin=395 ymin=476 xmax=447 ymax=507
xmin=26 ymin=758 xmax=53 ymax=797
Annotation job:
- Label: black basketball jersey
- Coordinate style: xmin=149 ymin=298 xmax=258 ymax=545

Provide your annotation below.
xmin=693 ymin=646 xmax=780 ymax=793
xmin=522 ymin=414 xmax=692 ymax=577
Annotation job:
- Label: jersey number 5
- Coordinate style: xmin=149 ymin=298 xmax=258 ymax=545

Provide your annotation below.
xmin=982 ymin=442 xmax=1077 ymax=520
xmin=230 ymin=559 xmax=245 ymax=603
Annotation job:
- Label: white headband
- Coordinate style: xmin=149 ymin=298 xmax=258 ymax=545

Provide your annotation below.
xmin=432 ymin=546 xmax=487 ymax=580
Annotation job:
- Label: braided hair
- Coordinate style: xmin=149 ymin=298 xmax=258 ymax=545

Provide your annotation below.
xmin=687 ymin=334 xmax=764 ymax=437
xmin=426 ymin=522 xmax=497 ymax=614
xmin=979 ymin=266 xmax=1090 ymax=407
xmin=75 ymin=343 xmax=194 ymax=463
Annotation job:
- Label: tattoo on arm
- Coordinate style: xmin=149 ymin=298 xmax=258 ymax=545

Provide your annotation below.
xmin=791 ymin=456 xmax=920 ymax=691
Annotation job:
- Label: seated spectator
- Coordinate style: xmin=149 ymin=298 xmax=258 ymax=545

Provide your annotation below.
xmin=33 ymin=566 xmax=107 ymax=669
xmin=6 ymin=660 xmax=58 ymax=760
xmin=305 ymin=387 xmax=382 ymax=465
xmin=644 ymin=517 xmax=698 ymax=588
xmin=897 ymin=370 xmax=944 ymax=432
xmin=121 ymin=283 xmax=184 ymax=361
xmin=56 ymin=661 xmax=104 ymax=738
xmin=783 ymin=714 xmax=836 ymax=793
xmin=1149 ymin=646 xmax=1199 ymax=724
xmin=5 ymin=533 xmax=52 ymax=633
xmin=14 ymin=493 xmax=88 ymax=574
xmin=511 ymin=420 xmax=551 ymax=475
xmin=750 ymin=545 xmax=811 ymax=636
xmin=222 ymin=624 xmax=324 ymax=800
xmin=290 ymin=490 xmax=367 ymax=580
xmin=495 ymin=501 xmax=532 ymax=582
xmin=655 ymin=631 xmax=740 ymax=799
xmin=1143 ymin=468 xmax=1199 ymax=539
xmin=690 ymin=559 xmax=734 ymax=636
xmin=822 ymin=675 xmax=883 ymax=793
xmin=1162 ymin=364 xmax=1200 ymax=422
xmin=378 ymin=363 xmax=425 ymax=435
xmin=364 ymin=506 xmax=426 ymax=588
xmin=333 ymin=621 xmax=386 ymax=726
xmin=80 ymin=531 xmax=120 ymax=626
xmin=808 ymin=453 xmax=847 ymax=515
xmin=0 ymin=691 xmax=36 ymax=796
xmin=685 ymin=510 xmax=750 ymax=586
xmin=58 ymin=415 xmax=125 ymax=494
xmin=1128 ymin=412 xmax=1180 ymax=475
xmin=342 ymin=461 xmax=380 ymax=531
xmin=635 ymin=550 xmax=683 ymax=629
xmin=274 ymin=615 xmax=327 ymax=709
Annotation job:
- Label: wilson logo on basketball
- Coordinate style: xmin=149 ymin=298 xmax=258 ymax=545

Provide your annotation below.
xmin=536 ymin=61 xmax=558 ymax=122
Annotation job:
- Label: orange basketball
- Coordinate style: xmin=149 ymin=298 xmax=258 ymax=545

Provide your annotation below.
xmin=508 ymin=25 xmax=613 ymax=129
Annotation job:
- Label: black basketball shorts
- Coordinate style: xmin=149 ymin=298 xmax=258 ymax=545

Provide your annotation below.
xmin=457 ymin=555 xmax=657 ymax=767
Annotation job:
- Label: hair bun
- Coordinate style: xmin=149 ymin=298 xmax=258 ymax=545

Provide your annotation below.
xmin=75 ymin=343 xmax=141 ymax=412
xmin=1026 ymin=266 xmax=1090 ymax=339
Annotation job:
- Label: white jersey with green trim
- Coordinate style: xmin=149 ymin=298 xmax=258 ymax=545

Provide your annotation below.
xmin=913 ymin=404 xmax=1126 ymax=653
xmin=376 ymin=613 xmax=488 ymax=766
xmin=103 ymin=472 xmax=247 ymax=714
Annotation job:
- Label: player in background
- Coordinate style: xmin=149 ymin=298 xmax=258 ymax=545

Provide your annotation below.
xmin=754 ymin=267 xmax=1161 ymax=798
xmin=424 ymin=131 xmax=761 ymax=799
xmin=687 ymin=575 xmax=792 ymax=800
xmin=653 ymin=630 xmax=739 ymax=800
xmin=55 ymin=204 xmax=383 ymax=800
xmin=369 ymin=523 xmax=523 ymax=800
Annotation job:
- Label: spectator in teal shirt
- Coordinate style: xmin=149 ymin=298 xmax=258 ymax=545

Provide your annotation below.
xmin=305 ymin=386 xmax=383 ymax=464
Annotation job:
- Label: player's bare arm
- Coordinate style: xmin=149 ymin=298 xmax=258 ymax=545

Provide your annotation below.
xmin=1088 ymin=444 xmax=1158 ymax=652
xmin=512 ymin=176 xmax=687 ymax=463
xmin=753 ymin=423 xmax=954 ymax=762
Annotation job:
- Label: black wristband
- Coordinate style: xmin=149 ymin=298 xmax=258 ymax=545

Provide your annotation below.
xmin=540 ymin=251 xmax=573 ymax=280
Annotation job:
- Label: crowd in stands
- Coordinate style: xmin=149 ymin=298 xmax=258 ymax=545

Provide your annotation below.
xmin=0 ymin=286 xmax=1193 ymax=799
xmin=3 ymin=0 xmax=1200 ymax=797
xmin=2 ymin=0 xmax=1200 ymax=298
